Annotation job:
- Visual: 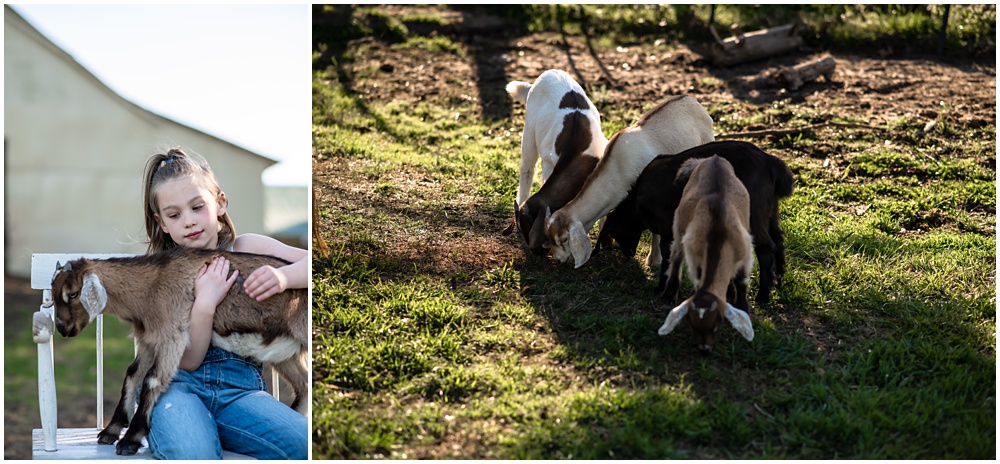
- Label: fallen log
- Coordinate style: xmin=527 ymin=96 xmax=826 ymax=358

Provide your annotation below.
xmin=773 ymin=55 xmax=836 ymax=90
xmin=708 ymin=23 xmax=803 ymax=67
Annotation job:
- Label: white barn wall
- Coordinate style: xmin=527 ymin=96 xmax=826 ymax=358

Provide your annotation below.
xmin=4 ymin=7 xmax=275 ymax=278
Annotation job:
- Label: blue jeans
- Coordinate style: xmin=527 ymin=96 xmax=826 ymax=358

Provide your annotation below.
xmin=146 ymin=346 xmax=308 ymax=460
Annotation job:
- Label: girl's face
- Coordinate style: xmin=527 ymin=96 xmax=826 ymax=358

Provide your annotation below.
xmin=153 ymin=175 xmax=227 ymax=250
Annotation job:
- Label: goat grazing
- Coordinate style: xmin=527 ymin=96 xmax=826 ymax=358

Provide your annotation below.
xmin=47 ymin=247 xmax=308 ymax=455
xmin=656 ymin=155 xmax=755 ymax=352
xmin=504 ymin=110 xmax=603 ymax=254
xmin=544 ymin=95 xmax=715 ymax=268
xmin=506 ymin=69 xmax=607 ymax=208
xmin=596 ymin=141 xmax=794 ymax=306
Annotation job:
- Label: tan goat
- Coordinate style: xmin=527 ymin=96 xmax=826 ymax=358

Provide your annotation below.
xmin=657 ymin=155 xmax=755 ymax=352
xmin=47 ymin=247 xmax=308 ymax=455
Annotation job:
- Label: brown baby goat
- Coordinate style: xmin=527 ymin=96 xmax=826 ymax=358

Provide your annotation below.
xmin=657 ymin=155 xmax=755 ymax=351
xmin=47 ymin=247 xmax=308 ymax=455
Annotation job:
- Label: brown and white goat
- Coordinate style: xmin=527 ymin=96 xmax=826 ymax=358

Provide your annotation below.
xmin=506 ymin=69 xmax=607 ymax=208
xmin=47 ymin=247 xmax=308 ymax=455
xmin=657 ymin=155 xmax=756 ymax=352
xmin=545 ymin=95 xmax=715 ymax=268
xmin=502 ymin=107 xmax=604 ymax=254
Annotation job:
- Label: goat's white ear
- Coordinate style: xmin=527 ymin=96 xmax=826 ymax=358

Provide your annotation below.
xmin=723 ymin=303 xmax=754 ymax=342
xmin=51 ymin=262 xmax=63 ymax=283
xmin=544 ymin=206 xmax=552 ymax=224
xmin=80 ymin=273 xmax=108 ymax=321
xmin=569 ymin=223 xmax=592 ymax=268
xmin=658 ymin=300 xmax=690 ymax=336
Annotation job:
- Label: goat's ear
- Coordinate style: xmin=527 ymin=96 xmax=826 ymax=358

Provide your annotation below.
xmin=503 ymin=199 xmax=519 ymax=236
xmin=659 ymin=300 xmax=690 ymax=335
xmin=80 ymin=273 xmax=108 ymax=321
xmin=52 ymin=262 xmax=64 ymax=283
xmin=544 ymin=206 xmax=552 ymax=224
xmin=501 ymin=218 xmax=516 ymax=236
xmin=723 ymin=302 xmax=754 ymax=342
xmin=569 ymin=223 xmax=592 ymax=268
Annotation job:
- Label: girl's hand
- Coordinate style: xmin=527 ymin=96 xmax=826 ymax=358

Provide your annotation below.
xmin=243 ymin=265 xmax=288 ymax=301
xmin=193 ymin=256 xmax=239 ymax=312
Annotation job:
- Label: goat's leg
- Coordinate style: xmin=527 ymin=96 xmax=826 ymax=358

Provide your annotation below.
xmin=645 ymin=233 xmax=662 ymax=268
xmin=272 ymin=350 xmax=309 ymax=415
xmin=653 ymin=220 xmax=675 ymax=296
xmin=116 ymin=342 xmax=183 ymax=455
xmin=97 ymin=355 xmax=143 ymax=444
xmin=658 ymin=236 xmax=685 ymax=301
xmin=753 ymin=235 xmax=776 ymax=306
xmin=731 ymin=268 xmax=751 ymax=312
xmin=517 ymin=130 xmax=539 ymax=206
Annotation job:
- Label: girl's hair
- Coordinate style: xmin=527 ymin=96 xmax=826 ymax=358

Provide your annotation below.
xmin=142 ymin=147 xmax=236 ymax=253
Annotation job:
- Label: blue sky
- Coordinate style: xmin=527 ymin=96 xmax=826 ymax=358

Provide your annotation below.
xmin=10 ymin=4 xmax=312 ymax=187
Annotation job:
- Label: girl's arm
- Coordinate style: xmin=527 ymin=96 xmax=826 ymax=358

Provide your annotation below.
xmin=234 ymin=233 xmax=308 ymax=301
xmin=179 ymin=257 xmax=238 ymax=372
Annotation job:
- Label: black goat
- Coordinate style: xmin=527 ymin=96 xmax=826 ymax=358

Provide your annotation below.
xmin=596 ymin=141 xmax=794 ymax=305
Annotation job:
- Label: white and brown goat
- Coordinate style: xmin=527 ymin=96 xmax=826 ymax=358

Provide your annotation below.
xmin=657 ymin=155 xmax=755 ymax=352
xmin=47 ymin=247 xmax=308 ymax=455
xmin=503 ymin=109 xmax=604 ymax=254
xmin=506 ymin=69 xmax=607 ymax=208
xmin=545 ymin=95 xmax=715 ymax=269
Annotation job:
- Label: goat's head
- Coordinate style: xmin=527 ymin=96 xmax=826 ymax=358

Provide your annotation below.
xmin=658 ymin=291 xmax=753 ymax=352
xmin=545 ymin=208 xmax=591 ymax=268
xmin=47 ymin=260 xmax=107 ymax=337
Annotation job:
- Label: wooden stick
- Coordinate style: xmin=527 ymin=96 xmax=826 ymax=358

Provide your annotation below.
xmin=313 ymin=187 xmax=331 ymax=259
xmin=715 ymin=122 xmax=884 ymax=140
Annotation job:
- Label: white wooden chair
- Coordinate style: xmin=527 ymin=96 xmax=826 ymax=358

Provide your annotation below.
xmin=30 ymin=253 xmax=277 ymax=460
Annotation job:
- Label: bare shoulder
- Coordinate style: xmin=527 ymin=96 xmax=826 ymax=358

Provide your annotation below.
xmin=233 ymin=233 xmax=307 ymax=263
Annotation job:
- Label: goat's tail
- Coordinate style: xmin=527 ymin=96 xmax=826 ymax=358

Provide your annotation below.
xmin=773 ymin=159 xmax=795 ymax=199
xmin=506 ymin=81 xmax=532 ymax=104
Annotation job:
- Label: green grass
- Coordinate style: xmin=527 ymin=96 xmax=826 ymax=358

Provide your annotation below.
xmin=312 ymin=5 xmax=995 ymax=460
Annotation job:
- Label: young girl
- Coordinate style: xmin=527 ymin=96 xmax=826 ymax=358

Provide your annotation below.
xmin=140 ymin=148 xmax=308 ymax=460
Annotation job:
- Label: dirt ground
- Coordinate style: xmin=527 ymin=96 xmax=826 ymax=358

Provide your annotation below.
xmin=331 ymin=6 xmax=995 ymax=134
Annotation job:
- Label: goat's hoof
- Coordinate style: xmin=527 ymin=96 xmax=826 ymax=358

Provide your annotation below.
xmin=116 ymin=439 xmax=142 ymax=455
xmin=96 ymin=429 xmax=118 ymax=445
